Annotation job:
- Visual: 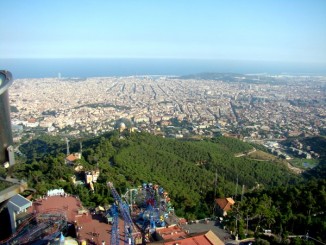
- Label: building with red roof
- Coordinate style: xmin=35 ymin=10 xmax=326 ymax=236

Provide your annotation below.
xmin=215 ymin=197 xmax=235 ymax=216
xmin=153 ymin=229 xmax=224 ymax=245
xmin=153 ymin=225 xmax=224 ymax=245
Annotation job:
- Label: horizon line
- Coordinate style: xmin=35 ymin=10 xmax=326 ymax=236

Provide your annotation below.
xmin=1 ymin=57 xmax=326 ymax=64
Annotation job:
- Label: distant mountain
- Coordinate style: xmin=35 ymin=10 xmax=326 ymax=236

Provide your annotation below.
xmin=179 ymin=72 xmax=245 ymax=81
xmin=178 ymin=72 xmax=282 ymax=84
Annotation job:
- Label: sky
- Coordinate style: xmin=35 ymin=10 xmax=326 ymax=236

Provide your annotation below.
xmin=1 ymin=0 xmax=326 ymax=65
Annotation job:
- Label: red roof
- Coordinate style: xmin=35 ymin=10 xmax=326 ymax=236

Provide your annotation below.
xmin=154 ymin=226 xmax=224 ymax=245
xmin=27 ymin=118 xmax=36 ymax=123
xmin=66 ymin=154 xmax=78 ymax=162
xmin=215 ymin=197 xmax=235 ymax=212
xmin=28 ymin=196 xmax=124 ymax=244
xmin=178 ymin=218 xmax=187 ymax=225
xmin=156 ymin=225 xmax=187 ymax=240
xmin=162 ymin=230 xmax=224 ymax=245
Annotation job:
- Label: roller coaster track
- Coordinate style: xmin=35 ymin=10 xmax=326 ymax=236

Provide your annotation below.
xmin=0 ymin=208 xmax=67 ymax=245
xmin=108 ymin=182 xmax=140 ymax=245
xmin=110 ymin=204 xmax=119 ymax=245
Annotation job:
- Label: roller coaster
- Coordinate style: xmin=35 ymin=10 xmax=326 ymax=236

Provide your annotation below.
xmin=107 ymin=182 xmax=142 ymax=245
xmin=0 ymin=208 xmax=67 ymax=245
xmin=109 ymin=203 xmax=119 ymax=245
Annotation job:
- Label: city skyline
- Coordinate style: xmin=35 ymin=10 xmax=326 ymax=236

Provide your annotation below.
xmin=1 ymin=0 xmax=326 ymax=67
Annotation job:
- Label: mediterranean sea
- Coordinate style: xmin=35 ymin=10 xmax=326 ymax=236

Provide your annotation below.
xmin=1 ymin=58 xmax=325 ymax=79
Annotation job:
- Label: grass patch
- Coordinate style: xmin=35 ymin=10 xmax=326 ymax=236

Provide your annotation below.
xmin=290 ymin=158 xmax=319 ymax=169
xmin=246 ymin=150 xmax=278 ymax=161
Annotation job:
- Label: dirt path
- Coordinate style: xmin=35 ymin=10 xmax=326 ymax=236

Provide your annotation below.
xmin=235 ymin=148 xmax=303 ymax=174
xmin=234 ymin=148 xmax=256 ymax=158
xmin=286 ymin=161 xmax=303 ymax=174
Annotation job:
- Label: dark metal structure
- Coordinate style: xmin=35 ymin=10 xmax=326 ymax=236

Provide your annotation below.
xmin=108 ymin=182 xmax=142 ymax=245
xmin=0 ymin=70 xmax=14 ymax=167
xmin=0 ymin=210 xmax=68 ymax=244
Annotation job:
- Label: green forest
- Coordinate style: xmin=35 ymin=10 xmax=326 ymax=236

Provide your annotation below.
xmin=3 ymin=131 xmax=326 ymax=244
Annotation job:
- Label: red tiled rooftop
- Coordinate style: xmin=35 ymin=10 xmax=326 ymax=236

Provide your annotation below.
xmin=28 ymin=195 xmax=127 ymax=244
xmin=161 ymin=231 xmax=187 ymax=240
xmin=27 ymin=118 xmax=36 ymax=123
xmin=66 ymin=154 xmax=78 ymax=162
xmin=215 ymin=197 xmax=235 ymax=212
xmin=164 ymin=235 xmax=210 ymax=245
xmin=156 ymin=225 xmax=188 ymax=240
xmin=163 ymin=230 xmax=224 ymax=245
xmin=156 ymin=225 xmax=183 ymax=235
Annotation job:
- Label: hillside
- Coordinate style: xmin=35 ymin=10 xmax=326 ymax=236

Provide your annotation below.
xmin=15 ymin=131 xmax=297 ymax=219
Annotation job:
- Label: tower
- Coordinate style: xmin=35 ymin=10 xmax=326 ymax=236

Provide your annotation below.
xmin=0 ymin=71 xmax=15 ymax=167
xmin=65 ymin=138 xmax=70 ymax=156
xmin=79 ymin=141 xmax=83 ymax=155
xmin=0 ymin=71 xmax=28 ymax=240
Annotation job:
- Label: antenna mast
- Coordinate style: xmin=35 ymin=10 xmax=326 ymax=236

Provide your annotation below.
xmin=214 ymin=168 xmax=217 ymax=198
xmin=80 ymin=141 xmax=83 ymax=154
xmin=66 ymin=138 xmax=70 ymax=156
xmin=235 ymin=174 xmax=239 ymax=198
xmin=241 ymin=185 xmax=245 ymax=202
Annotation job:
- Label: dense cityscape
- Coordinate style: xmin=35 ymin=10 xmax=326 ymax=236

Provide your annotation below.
xmin=10 ymin=74 xmax=326 ymax=138
xmin=9 ymin=74 xmax=326 ymax=160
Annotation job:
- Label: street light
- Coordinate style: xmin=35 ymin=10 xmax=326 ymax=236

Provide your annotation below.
xmin=0 ymin=70 xmax=15 ymax=168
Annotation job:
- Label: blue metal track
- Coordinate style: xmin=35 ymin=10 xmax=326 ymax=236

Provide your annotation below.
xmin=108 ymin=182 xmax=135 ymax=245
xmin=110 ymin=204 xmax=119 ymax=245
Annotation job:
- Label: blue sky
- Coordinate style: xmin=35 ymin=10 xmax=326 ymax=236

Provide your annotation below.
xmin=1 ymin=0 xmax=326 ymax=65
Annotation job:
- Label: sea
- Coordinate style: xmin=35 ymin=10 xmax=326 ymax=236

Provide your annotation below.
xmin=1 ymin=58 xmax=325 ymax=79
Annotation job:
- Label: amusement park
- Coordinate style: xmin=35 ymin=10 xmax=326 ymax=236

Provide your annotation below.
xmin=0 ymin=182 xmax=225 ymax=245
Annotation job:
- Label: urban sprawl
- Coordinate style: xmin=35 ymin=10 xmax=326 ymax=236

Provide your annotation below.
xmin=9 ymin=74 xmax=326 ymax=158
